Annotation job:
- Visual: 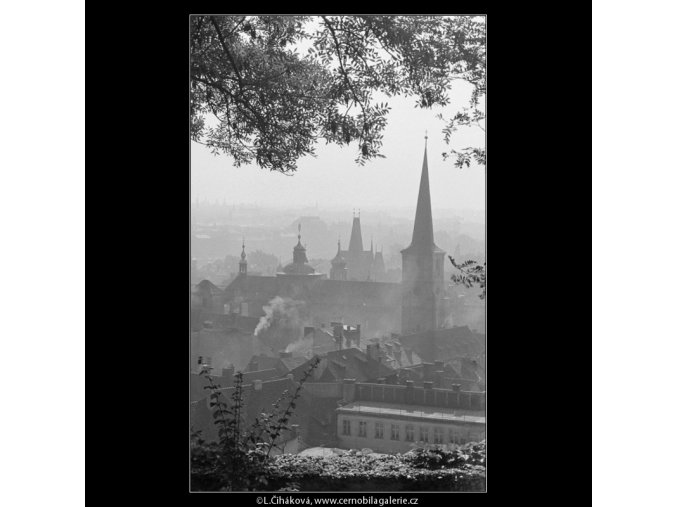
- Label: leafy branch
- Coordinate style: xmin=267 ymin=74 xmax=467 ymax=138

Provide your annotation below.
xmin=449 ymin=256 xmax=486 ymax=300
xmin=191 ymin=357 xmax=320 ymax=491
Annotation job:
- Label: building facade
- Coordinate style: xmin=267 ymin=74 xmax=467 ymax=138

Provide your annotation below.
xmin=336 ymin=380 xmax=485 ymax=454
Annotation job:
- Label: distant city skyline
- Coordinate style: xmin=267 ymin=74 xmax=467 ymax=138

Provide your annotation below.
xmin=191 ymin=88 xmax=485 ymax=212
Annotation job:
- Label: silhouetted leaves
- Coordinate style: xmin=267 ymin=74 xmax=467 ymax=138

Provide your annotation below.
xmin=190 ymin=15 xmax=485 ymax=173
xmin=449 ymin=255 xmax=486 ymax=299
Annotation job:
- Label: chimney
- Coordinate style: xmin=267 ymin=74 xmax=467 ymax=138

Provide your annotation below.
xmin=367 ymin=344 xmax=381 ymax=361
xmin=422 ymin=362 xmax=434 ymax=380
xmin=279 ymin=351 xmax=292 ymax=359
xmin=249 ymin=359 xmax=259 ymax=372
xmin=423 ymin=381 xmax=434 ymax=389
xmin=405 ymin=380 xmax=415 ymax=403
xmin=434 ymin=370 xmax=444 ymax=388
xmin=342 ymin=378 xmax=356 ymax=402
xmin=451 ymin=384 xmax=462 ymax=392
xmin=221 ymin=365 xmax=234 ymax=378
xmin=253 ymin=379 xmax=263 ymax=391
xmin=434 ymin=360 xmax=444 ymax=370
xmin=377 ymin=378 xmax=385 ymax=384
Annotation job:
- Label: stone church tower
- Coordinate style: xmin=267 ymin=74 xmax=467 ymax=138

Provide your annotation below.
xmin=401 ymin=137 xmax=447 ymax=334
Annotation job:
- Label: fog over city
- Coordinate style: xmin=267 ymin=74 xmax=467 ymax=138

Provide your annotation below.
xmin=191 ymin=87 xmax=485 ymax=212
xmin=189 ymin=15 xmax=486 ymax=492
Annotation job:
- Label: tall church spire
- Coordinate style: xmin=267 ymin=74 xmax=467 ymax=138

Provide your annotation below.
xmin=406 ymin=135 xmax=436 ymax=251
xmin=400 ymin=135 xmax=447 ymax=337
xmin=348 ymin=213 xmax=364 ymax=252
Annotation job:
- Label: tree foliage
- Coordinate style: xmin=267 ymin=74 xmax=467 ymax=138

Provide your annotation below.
xmin=191 ymin=358 xmax=320 ymax=491
xmin=191 ymin=15 xmax=485 ymax=173
xmin=449 ymin=256 xmax=486 ymax=299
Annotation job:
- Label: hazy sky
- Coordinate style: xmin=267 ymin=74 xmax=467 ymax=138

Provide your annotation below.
xmin=191 ymin=65 xmax=485 ymax=214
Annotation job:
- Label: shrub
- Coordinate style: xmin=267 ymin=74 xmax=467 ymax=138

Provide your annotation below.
xmin=264 ymin=442 xmax=486 ymax=491
xmin=190 ymin=358 xmax=320 ymax=491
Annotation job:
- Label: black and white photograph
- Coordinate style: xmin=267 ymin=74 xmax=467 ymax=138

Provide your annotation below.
xmin=189 ymin=14 xmax=486 ymax=492
xmin=9 ymin=3 xmax=677 ymax=505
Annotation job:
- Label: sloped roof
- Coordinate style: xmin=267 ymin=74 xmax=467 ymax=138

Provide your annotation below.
xmin=195 ymin=279 xmax=224 ymax=294
xmin=191 ymin=378 xmax=306 ymax=442
xmin=398 ymin=326 xmax=485 ymax=363
xmin=311 ymin=279 xmax=401 ymax=307
xmin=288 ymin=348 xmax=395 ymax=383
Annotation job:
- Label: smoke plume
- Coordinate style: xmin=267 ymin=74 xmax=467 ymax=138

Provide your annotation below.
xmin=253 ymin=296 xmax=306 ymax=337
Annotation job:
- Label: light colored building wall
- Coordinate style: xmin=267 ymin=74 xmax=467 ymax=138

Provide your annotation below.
xmin=336 ymin=412 xmax=485 ymax=454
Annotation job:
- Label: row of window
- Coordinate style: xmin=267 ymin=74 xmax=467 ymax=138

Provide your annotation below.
xmin=341 ymin=419 xmax=482 ymax=444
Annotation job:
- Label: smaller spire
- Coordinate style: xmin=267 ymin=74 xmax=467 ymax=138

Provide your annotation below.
xmin=239 ymin=237 xmax=247 ymax=275
xmin=297 ymin=222 xmax=302 ymax=243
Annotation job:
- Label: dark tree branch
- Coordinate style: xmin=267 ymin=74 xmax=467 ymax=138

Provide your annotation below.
xmin=210 ymin=16 xmax=244 ymax=89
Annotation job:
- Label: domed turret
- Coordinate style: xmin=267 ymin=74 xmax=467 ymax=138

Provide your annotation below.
xmin=281 ymin=223 xmax=316 ymax=275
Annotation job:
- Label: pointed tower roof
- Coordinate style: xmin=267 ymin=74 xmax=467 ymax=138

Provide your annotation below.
xmin=403 ymin=136 xmax=443 ymax=253
xmin=348 ymin=211 xmax=364 ymax=252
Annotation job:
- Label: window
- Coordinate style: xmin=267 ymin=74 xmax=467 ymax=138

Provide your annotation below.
xmin=433 ymin=427 xmax=443 ymax=444
xmin=342 ymin=419 xmax=351 ymax=436
xmin=375 ymin=422 xmax=384 ymax=439
xmin=405 ymin=425 xmax=415 ymax=442
xmin=420 ymin=427 xmax=429 ymax=443
xmin=449 ymin=429 xmax=464 ymax=445
xmin=358 ymin=421 xmax=367 ymax=438
xmin=391 ymin=424 xmax=400 ymax=440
